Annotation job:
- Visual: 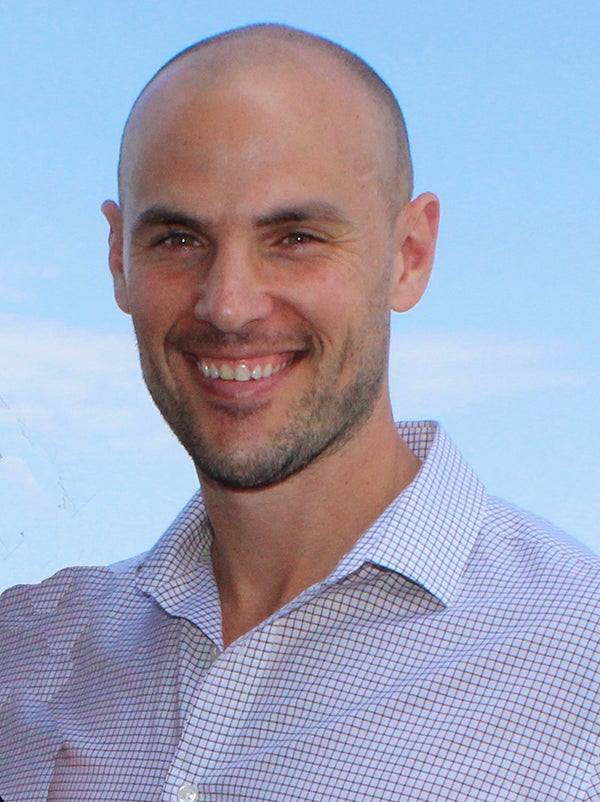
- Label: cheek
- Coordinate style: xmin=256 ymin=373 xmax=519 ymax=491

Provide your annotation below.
xmin=289 ymin=278 xmax=349 ymax=335
xmin=302 ymin=259 xmax=387 ymax=335
xmin=127 ymin=270 xmax=192 ymax=334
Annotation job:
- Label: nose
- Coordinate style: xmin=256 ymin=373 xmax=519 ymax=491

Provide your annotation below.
xmin=193 ymin=243 xmax=274 ymax=333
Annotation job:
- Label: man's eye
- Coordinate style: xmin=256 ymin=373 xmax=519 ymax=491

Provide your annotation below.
xmin=159 ymin=232 xmax=200 ymax=248
xmin=282 ymin=231 xmax=317 ymax=246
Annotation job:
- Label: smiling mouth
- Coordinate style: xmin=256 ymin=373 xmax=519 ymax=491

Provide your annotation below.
xmin=196 ymin=354 xmax=297 ymax=382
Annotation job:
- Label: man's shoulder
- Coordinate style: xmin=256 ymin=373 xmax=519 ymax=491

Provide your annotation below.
xmin=0 ymin=487 xmax=208 ymax=666
xmin=0 ymin=556 xmax=148 ymax=683
xmin=474 ymin=494 xmax=600 ymax=610
xmin=482 ymin=494 xmax=598 ymax=564
xmin=0 ymin=553 xmax=143 ymax=617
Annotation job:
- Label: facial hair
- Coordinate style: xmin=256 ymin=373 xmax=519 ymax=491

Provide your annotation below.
xmin=136 ymin=322 xmax=390 ymax=490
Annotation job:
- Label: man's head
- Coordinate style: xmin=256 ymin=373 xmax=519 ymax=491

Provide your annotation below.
xmin=103 ymin=24 xmax=439 ymax=489
xmin=118 ymin=24 xmax=414 ymax=214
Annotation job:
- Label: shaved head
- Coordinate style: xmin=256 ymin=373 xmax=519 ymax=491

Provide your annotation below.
xmin=104 ymin=22 xmax=439 ymax=491
xmin=118 ymin=24 xmax=413 ymax=211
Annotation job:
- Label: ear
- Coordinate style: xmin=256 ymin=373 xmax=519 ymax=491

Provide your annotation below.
xmin=101 ymin=199 xmax=130 ymax=314
xmin=390 ymin=192 xmax=440 ymax=313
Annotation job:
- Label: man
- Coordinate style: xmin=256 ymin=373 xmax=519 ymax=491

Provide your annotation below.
xmin=1 ymin=23 xmax=598 ymax=802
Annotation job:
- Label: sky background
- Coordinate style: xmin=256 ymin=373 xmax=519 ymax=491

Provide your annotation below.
xmin=1 ymin=1 xmax=598 ymax=593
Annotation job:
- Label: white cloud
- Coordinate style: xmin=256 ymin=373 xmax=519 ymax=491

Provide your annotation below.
xmin=389 ymin=329 xmax=589 ymax=416
xmin=0 ymin=282 xmax=25 ymax=302
xmin=0 ymin=315 xmax=193 ymax=592
xmin=0 ymin=315 xmax=593 ymax=592
xmin=0 ymin=314 xmax=166 ymax=452
xmin=1 ymin=314 xmax=588 ymax=426
xmin=1 ymin=315 xmax=589 ymax=460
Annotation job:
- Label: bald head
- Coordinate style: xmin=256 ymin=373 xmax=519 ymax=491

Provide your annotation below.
xmin=118 ymin=24 xmax=413 ymax=211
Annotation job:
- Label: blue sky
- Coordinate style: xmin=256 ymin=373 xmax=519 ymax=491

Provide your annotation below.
xmin=1 ymin=1 xmax=598 ymax=591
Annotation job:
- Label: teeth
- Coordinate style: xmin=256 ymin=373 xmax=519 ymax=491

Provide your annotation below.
xmin=219 ymin=364 xmax=234 ymax=380
xmin=199 ymin=358 xmax=292 ymax=381
xmin=234 ymin=363 xmax=251 ymax=381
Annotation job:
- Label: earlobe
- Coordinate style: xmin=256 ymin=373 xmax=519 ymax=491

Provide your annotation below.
xmin=101 ymin=200 xmax=131 ymax=315
xmin=390 ymin=192 xmax=440 ymax=313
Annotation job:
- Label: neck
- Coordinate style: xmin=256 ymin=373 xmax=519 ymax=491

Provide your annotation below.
xmin=201 ymin=407 xmax=420 ymax=646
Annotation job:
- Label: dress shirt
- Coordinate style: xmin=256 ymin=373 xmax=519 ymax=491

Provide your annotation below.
xmin=1 ymin=421 xmax=599 ymax=801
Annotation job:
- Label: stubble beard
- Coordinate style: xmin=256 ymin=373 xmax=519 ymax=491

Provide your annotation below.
xmin=137 ymin=329 xmax=389 ymax=490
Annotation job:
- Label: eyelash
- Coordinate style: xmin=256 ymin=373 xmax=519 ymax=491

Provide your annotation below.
xmin=281 ymin=231 xmax=320 ymax=246
xmin=151 ymin=229 xmax=323 ymax=251
xmin=157 ymin=231 xmax=202 ymax=248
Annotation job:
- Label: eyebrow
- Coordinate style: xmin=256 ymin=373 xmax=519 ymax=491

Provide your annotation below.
xmin=255 ymin=202 xmax=351 ymax=228
xmin=132 ymin=206 xmax=209 ymax=235
xmin=131 ymin=201 xmax=351 ymax=235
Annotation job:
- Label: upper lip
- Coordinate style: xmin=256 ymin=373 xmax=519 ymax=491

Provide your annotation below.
xmin=183 ymin=348 xmax=304 ymax=361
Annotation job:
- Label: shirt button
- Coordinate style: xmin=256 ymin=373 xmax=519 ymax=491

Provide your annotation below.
xmin=177 ymin=782 xmax=199 ymax=802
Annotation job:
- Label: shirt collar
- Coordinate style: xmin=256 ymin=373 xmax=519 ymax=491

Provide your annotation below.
xmin=133 ymin=491 xmax=223 ymax=642
xmin=134 ymin=422 xmax=485 ymax=633
xmin=330 ymin=421 xmax=486 ymax=606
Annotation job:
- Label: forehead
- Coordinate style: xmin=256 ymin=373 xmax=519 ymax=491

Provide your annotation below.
xmin=130 ymin=36 xmax=382 ymax=129
xmin=119 ymin=44 xmax=392 ymax=212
